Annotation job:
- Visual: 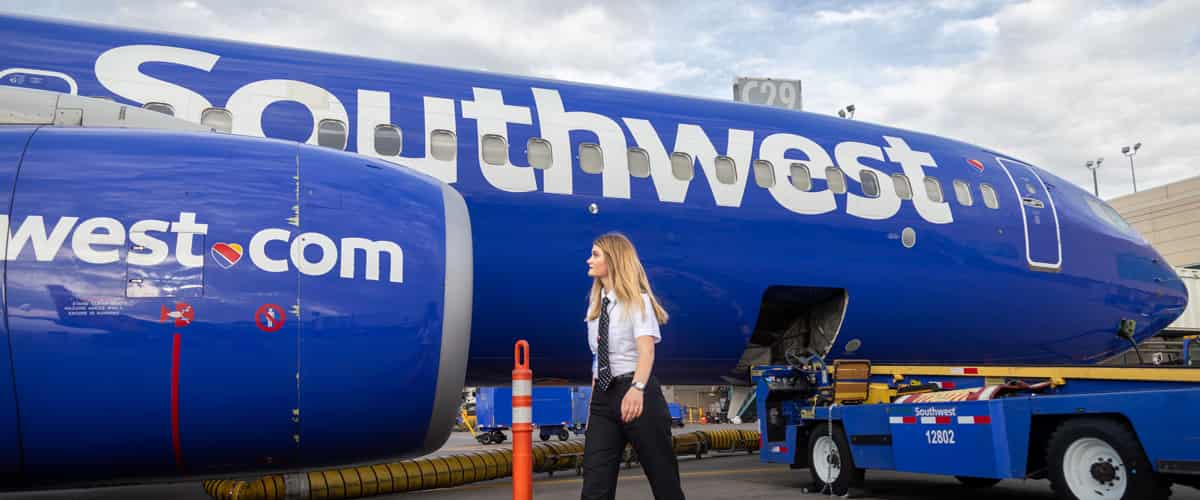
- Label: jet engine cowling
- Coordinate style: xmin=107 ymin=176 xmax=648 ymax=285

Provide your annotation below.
xmin=0 ymin=126 xmax=471 ymax=486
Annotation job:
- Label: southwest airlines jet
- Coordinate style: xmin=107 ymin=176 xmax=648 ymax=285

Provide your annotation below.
xmin=0 ymin=14 xmax=1187 ymax=488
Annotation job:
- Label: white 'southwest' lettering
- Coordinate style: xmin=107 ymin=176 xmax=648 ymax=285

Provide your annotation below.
xmin=623 ymin=118 xmax=687 ymax=203
xmin=92 ymin=44 xmax=956 ymax=225
xmin=883 ymin=136 xmax=953 ymax=224
xmin=672 ymin=124 xmax=754 ymax=207
xmin=837 ymin=141 xmax=901 ymax=220
xmin=226 ymin=79 xmax=349 ymax=147
xmin=914 ymin=407 xmax=957 ymax=417
xmin=757 ymin=133 xmax=837 ymax=215
xmin=357 ymin=90 xmax=458 ymax=183
xmin=95 ymin=45 xmax=219 ymax=123
xmin=1 ymin=213 xmax=404 ymax=283
xmin=461 ymin=87 xmax=535 ymax=192
xmin=533 ymin=88 xmax=630 ymax=199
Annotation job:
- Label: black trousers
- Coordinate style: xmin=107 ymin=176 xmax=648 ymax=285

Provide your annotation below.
xmin=581 ymin=375 xmax=685 ymax=500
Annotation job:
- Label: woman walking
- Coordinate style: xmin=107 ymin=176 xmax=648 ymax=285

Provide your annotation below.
xmin=581 ymin=233 xmax=685 ymax=500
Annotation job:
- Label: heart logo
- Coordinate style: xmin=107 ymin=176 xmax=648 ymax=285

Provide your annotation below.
xmin=211 ymin=242 xmax=244 ymax=269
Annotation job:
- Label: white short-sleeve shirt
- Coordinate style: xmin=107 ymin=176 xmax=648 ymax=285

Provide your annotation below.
xmin=587 ymin=289 xmax=662 ymax=379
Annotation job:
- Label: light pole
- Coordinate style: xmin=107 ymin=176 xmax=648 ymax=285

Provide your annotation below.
xmin=1085 ymin=158 xmax=1103 ymax=197
xmin=1122 ymin=142 xmax=1142 ymax=192
xmin=837 ymin=104 xmax=856 ymax=119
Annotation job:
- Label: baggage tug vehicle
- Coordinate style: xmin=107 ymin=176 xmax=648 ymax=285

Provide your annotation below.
xmin=756 ymin=358 xmax=1200 ymax=499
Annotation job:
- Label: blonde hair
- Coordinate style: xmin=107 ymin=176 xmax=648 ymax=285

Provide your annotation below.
xmin=587 ymin=233 xmax=669 ymax=325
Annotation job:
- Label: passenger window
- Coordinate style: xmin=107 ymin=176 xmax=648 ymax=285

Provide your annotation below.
xmin=317 ymin=119 xmax=348 ymax=150
xmin=980 ymin=183 xmax=999 ymax=209
xmin=481 ymin=134 xmax=507 ymax=166
xmin=579 ymin=143 xmax=603 ymax=173
xmin=790 ymin=163 xmax=812 ymax=191
xmin=953 ymin=179 xmax=974 ymax=206
xmin=752 ymin=160 xmax=775 ymax=188
xmin=825 ymin=166 xmax=847 ymax=194
xmin=430 ymin=129 xmax=457 ymax=161
xmin=374 ymin=124 xmax=402 ymax=156
xmin=142 ymin=102 xmax=174 ymax=116
xmin=671 ymin=152 xmax=694 ymax=181
xmin=200 ymin=107 xmax=232 ymax=133
xmin=527 ymin=138 xmax=552 ymax=170
xmin=714 ymin=155 xmax=737 ymax=184
xmin=860 ymin=171 xmax=880 ymax=198
xmin=925 ymin=177 xmax=944 ymax=203
xmin=892 ymin=173 xmax=912 ymax=200
xmin=628 ymin=148 xmax=651 ymax=178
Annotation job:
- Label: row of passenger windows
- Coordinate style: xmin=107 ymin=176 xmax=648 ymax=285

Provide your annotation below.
xmin=147 ymin=102 xmax=1000 ymax=210
xmin=485 ymin=133 xmax=1003 ymax=210
xmin=149 ymin=103 xmax=461 ymax=160
xmin=758 ymin=162 xmax=1000 ymax=209
xmin=144 ymin=103 xmax=364 ymax=153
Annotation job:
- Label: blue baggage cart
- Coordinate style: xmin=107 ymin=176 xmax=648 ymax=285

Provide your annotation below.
xmin=476 ymin=386 xmax=592 ymax=444
xmin=668 ymin=403 xmax=685 ymax=428
xmin=474 ymin=386 xmax=511 ymax=445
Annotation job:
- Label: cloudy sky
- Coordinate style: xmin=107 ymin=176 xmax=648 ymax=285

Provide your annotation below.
xmin=3 ymin=0 xmax=1197 ymax=199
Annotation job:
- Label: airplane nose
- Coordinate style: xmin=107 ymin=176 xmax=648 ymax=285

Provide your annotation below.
xmin=1163 ymin=264 xmax=1190 ymax=312
xmin=1144 ymin=251 xmax=1190 ymax=333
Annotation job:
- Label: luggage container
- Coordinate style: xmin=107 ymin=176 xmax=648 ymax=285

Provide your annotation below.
xmin=668 ymin=403 xmax=685 ymax=428
xmin=475 ymin=386 xmax=592 ymax=444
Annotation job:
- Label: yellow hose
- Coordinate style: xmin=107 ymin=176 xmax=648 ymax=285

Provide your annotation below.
xmin=203 ymin=430 xmax=759 ymax=500
xmin=701 ymin=429 xmax=760 ymax=451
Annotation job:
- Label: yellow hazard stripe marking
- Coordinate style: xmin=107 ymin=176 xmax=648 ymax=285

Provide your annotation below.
xmin=871 ymin=365 xmax=1200 ymax=383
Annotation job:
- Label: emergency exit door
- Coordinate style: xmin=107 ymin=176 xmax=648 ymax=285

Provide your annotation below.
xmin=997 ymin=158 xmax=1061 ymax=271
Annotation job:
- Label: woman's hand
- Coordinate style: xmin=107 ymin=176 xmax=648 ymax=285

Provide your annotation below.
xmin=621 ymin=387 xmax=644 ymax=423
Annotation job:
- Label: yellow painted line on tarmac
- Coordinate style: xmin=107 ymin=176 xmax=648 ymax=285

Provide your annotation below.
xmin=415 ymin=466 xmax=784 ymax=494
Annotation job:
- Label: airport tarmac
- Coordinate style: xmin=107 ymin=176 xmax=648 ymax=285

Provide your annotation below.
xmin=6 ymin=424 xmax=1200 ymax=500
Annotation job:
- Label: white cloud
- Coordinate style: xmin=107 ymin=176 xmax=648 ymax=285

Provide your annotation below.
xmin=813 ymin=7 xmax=892 ymax=25
xmin=857 ymin=0 xmax=1200 ymax=197
xmin=941 ymin=16 xmax=998 ymax=37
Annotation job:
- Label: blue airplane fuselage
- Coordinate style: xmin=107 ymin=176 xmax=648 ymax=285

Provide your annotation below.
xmin=0 ymin=14 xmax=1187 ymax=487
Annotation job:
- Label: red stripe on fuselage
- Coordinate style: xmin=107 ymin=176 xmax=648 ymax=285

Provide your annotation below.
xmin=171 ymin=333 xmax=184 ymax=473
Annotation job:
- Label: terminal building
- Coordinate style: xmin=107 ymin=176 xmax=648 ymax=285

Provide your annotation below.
xmin=1107 ymin=175 xmax=1200 ymax=364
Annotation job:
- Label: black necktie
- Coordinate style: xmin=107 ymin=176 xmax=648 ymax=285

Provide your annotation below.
xmin=596 ymin=296 xmax=612 ymax=392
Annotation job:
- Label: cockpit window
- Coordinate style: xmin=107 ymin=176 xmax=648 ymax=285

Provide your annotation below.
xmin=1086 ymin=198 xmax=1139 ymax=237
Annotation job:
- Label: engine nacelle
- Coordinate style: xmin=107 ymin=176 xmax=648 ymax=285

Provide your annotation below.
xmin=0 ymin=126 xmax=471 ymax=486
